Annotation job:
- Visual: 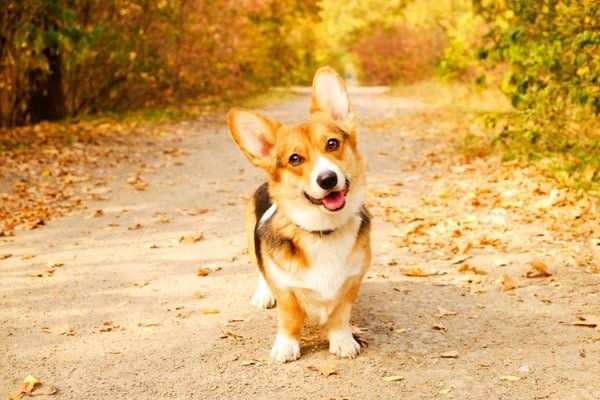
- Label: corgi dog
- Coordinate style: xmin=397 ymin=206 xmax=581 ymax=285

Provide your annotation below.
xmin=227 ymin=67 xmax=371 ymax=362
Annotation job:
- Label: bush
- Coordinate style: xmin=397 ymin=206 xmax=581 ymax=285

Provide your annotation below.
xmin=0 ymin=0 xmax=321 ymax=127
xmin=353 ymin=24 xmax=445 ymax=85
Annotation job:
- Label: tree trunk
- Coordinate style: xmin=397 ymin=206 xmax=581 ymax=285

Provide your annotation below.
xmin=27 ymin=45 xmax=66 ymax=123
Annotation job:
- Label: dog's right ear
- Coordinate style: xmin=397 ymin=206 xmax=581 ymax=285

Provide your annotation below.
xmin=227 ymin=108 xmax=280 ymax=170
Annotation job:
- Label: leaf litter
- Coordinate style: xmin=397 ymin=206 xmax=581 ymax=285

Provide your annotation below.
xmin=307 ymin=365 xmax=338 ymax=377
xmin=8 ymin=375 xmax=57 ymax=399
xmin=524 ymin=259 xmax=552 ymax=278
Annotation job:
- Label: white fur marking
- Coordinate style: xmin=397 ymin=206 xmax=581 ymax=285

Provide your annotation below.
xmin=251 ymin=274 xmax=276 ymax=309
xmin=265 ymin=214 xmax=364 ymax=317
xmin=308 ymin=156 xmax=344 ymax=199
xmin=270 ymin=332 xmax=301 ymax=362
xmin=329 ymin=327 xmax=360 ymax=358
xmin=258 ymin=203 xmax=277 ymax=229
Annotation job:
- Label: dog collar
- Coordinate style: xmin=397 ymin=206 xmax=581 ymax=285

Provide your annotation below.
xmin=308 ymin=228 xmax=334 ymax=235
xmin=258 ymin=203 xmax=335 ymax=236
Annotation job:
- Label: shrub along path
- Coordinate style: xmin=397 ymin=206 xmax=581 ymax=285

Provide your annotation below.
xmin=1 ymin=90 xmax=599 ymax=399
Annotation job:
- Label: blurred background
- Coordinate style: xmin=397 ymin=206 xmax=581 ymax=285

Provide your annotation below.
xmin=1 ymin=0 xmax=597 ymax=126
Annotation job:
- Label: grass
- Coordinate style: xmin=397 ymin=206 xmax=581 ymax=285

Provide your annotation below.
xmin=393 ymin=78 xmax=600 ymax=197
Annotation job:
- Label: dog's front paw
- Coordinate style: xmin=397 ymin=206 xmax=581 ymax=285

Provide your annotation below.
xmin=329 ymin=328 xmax=360 ymax=359
xmin=251 ymin=276 xmax=276 ymax=309
xmin=270 ymin=333 xmax=300 ymax=362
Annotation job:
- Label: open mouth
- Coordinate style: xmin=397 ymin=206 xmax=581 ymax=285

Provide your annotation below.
xmin=304 ymin=181 xmax=349 ymax=212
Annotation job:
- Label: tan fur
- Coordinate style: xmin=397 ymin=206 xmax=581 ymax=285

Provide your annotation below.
xmin=229 ymin=67 xmax=371 ymax=362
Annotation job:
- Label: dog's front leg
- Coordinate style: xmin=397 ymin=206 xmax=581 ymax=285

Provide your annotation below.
xmin=270 ymin=290 xmax=305 ymax=362
xmin=326 ymin=281 xmax=361 ymax=358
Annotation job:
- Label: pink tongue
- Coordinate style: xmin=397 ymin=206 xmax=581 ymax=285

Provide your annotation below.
xmin=322 ymin=191 xmax=345 ymax=211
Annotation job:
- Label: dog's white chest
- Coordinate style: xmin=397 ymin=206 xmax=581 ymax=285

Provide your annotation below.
xmin=266 ymin=217 xmax=363 ymax=301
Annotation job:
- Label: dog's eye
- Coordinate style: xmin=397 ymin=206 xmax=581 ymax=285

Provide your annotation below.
xmin=288 ymin=153 xmax=304 ymax=166
xmin=326 ymin=138 xmax=340 ymax=152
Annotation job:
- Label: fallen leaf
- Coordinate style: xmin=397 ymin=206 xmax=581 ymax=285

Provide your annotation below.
xmin=203 ymin=308 xmax=220 ymax=314
xmin=440 ymin=350 xmax=458 ymax=358
xmin=46 ymin=261 xmax=64 ymax=268
xmin=499 ymin=375 xmax=522 ymax=381
xmin=9 ymin=375 xmax=42 ymax=399
xmin=401 ymin=266 xmax=441 ymax=277
xmin=0 ymin=253 xmax=13 ymax=260
xmin=458 ymin=263 xmax=487 ymax=275
xmin=181 ymin=207 xmax=210 ymax=216
xmin=128 ymin=223 xmax=143 ymax=230
xmin=127 ymin=174 xmax=148 ymax=191
xmin=438 ymin=388 xmax=451 ymax=395
xmin=435 ymin=306 xmax=457 ymax=318
xmin=382 ymin=375 xmax=405 ymax=382
xmin=241 ymin=358 xmax=266 ymax=367
xmin=494 ymin=259 xmax=510 ymax=267
xmin=501 ymin=273 xmax=517 ymax=291
xmin=220 ymin=329 xmax=243 ymax=340
xmin=153 ymin=213 xmax=171 ymax=224
xmin=449 ymin=255 xmax=473 ymax=265
xmin=138 ymin=322 xmax=160 ymax=327
xmin=307 ymin=365 xmax=338 ymax=377
xmin=572 ymin=315 xmax=600 ymax=330
xmin=99 ymin=321 xmax=121 ymax=332
xmin=179 ymin=231 xmax=204 ymax=244
xmin=62 ymin=327 xmax=76 ymax=336
xmin=197 ymin=268 xmax=210 ymax=277
xmin=524 ymin=259 xmax=551 ymax=278
xmin=432 ymin=323 xmax=447 ymax=331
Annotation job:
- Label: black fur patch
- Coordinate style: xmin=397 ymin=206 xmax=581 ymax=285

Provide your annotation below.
xmin=253 ymin=182 xmax=271 ymax=221
xmin=252 ymin=182 xmax=369 ymax=272
xmin=253 ymin=183 xmax=272 ymax=272
xmin=358 ymin=205 xmax=371 ymax=235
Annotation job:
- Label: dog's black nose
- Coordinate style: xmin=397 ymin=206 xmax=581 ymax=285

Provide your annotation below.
xmin=317 ymin=171 xmax=338 ymax=190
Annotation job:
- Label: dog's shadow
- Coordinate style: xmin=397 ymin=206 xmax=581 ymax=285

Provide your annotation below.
xmin=297 ymin=278 xmax=492 ymax=359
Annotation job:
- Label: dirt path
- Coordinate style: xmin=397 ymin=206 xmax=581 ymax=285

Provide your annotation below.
xmin=2 ymin=91 xmax=599 ymax=399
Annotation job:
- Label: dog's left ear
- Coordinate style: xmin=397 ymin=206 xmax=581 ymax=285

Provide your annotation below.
xmin=310 ymin=67 xmax=356 ymax=131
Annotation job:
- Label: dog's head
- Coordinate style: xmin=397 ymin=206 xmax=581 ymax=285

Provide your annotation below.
xmin=227 ymin=67 xmax=366 ymax=232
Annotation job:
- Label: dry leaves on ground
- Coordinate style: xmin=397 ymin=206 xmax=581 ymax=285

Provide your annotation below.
xmin=499 ymin=375 xmax=522 ymax=381
xmin=440 ymin=350 xmax=459 ymax=358
xmin=572 ymin=315 xmax=600 ymax=330
xmin=458 ymin=263 xmax=487 ymax=275
xmin=501 ymin=274 xmax=517 ymax=291
xmin=435 ymin=306 xmax=457 ymax=318
xmin=127 ymin=174 xmax=148 ymax=191
xmin=382 ymin=375 xmax=405 ymax=382
xmin=8 ymin=375 xmax=57 ymax=399
xmin=99 ymin=321 xmax=122 ymax=332
xmin=307 ymin=365 xmax=338 ymax=377
xmin=241 ymin=359 xmax=266 ymax=367
xmin=401 ymin=266 xmax=442 ymax=277
xmin=524 ymin=259 xmax=552 ymax=278
xmin=220 ymin=329 xmax=243 ymax=340
xmin=41 ymin=326 xmax=75 ymax=336
xmin=179 ymin=231 xmax=204 ymax=244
